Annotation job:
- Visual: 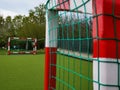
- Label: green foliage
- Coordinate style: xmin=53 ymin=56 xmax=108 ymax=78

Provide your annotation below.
xmin=0 ymin=4 xmax=45 ymax=49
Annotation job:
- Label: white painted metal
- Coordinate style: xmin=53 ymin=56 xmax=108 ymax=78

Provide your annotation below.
xmin=93 ymin=58 xmax=120 ymax=90
xmin=8 ymin=37 xmax=11 ymax=51
xmin=47 ymin=0 xmax=92 ymax=14
xmin=45 ymin=10 xmax=58 ymax=47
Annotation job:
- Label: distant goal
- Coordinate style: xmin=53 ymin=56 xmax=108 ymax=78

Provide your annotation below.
xmin=8 ymin=37 xmax=37 ymax=55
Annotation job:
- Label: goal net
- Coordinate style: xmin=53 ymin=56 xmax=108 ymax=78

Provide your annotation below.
xmin=44 ymin=0 xmax=120 ymax=90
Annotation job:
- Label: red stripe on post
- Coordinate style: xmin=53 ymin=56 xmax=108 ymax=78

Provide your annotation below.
xmin=33 ymin=51 xmax=37 ymax=55
xmin=93 ymin=0 xmax=120 ymax=16
xmin=57 ymin=0 xmax=70 ymax=10
xmin=44 ymin=47 xmax=57 ymax=90
xmin=8 ymin=51 xmax=11 ymax=55
xmin=93 ymin=40 xmax=120 ymax=58
xmin=30 ymin=51 xmax=33 ymax=54
xmin=8 ymin=41 xmax=10 ymax=55
xmin=35 ymin=42 xmax=37 ymax=46
xmin=93 ymin=0 xmax=120 ymax=59
xmin=33 ymin=43 xmax=37 ymax=48
xmin=8 ymin=42 xmax=10 ymax=46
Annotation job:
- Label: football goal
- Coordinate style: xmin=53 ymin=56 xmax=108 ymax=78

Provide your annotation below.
xmin=44 ymin=0 xmax=120 ymax=90
xmin=8 ymin=37 xmax=37 ymax=55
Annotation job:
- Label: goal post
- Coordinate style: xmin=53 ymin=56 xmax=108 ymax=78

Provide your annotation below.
xmin=45 ymin=0 xmax=120 ymax=90
xmin=93 ymin=0 xmax=120 ymax=90
xmin=8 ymin=37 xmax=37 ymax=55
xmin=44 ymin=10 xmax=58 ymax=90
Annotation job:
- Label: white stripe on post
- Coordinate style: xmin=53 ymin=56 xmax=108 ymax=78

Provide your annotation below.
xmin=93 ymin=0 xmax=120 ymax=90
xmin=33 ymin=38 xmax=37 ymax=54
xmin=8 ymin=37 xmax=10 ymax=51
xmin=70 ymin=0 xmax=92 ymax=13
xmin=13 ymin=37 xmax=19 ymax=40
xmin=8 ymin=37 xmax=11 ymax=55
xmin=13 ymin=52 xmax=19 ymax=54
xmin=27 ymin=38 xmax=32 ymax=40
xmin=93 ymin=59 xmax=120 ymax=90
xmin=25 ymin=52 xmax=31 ymax=54
xmin=45 ymin=9 xmax=49 ymax=48
xmin=45 ymin=10 xmax=58 ymax=48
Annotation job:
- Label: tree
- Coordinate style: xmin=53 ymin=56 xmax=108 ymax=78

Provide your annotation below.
xmin=0 ymin=16 xmax=9 ymax=47
xmin=29 ymin=4 xmax=45 ymax=24
xmin=0 ymin=4 xmax=46 ymax=49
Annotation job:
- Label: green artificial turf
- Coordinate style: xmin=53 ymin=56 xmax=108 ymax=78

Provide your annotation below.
xmin=0 ymin=49 xmax=7 ymax=55
xmin=0 ymin=54 xmax=45 ymax=90
xmin=0 ymin=50 xmax=93 ymax=90
xmin=56 ymin=54 xmax=93 ymax=90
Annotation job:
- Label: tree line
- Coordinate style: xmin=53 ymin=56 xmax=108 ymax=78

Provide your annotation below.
xmin=0 ymin=4 xmax=92 ymax=50
xmin=0 ymin=4 xmax=45 ymax=49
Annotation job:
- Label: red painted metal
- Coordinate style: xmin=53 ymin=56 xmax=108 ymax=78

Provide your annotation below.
xmin=7 ymin=51 xmax=11 ymax=55
xmin=57 ymin=0 xmax=70 ymax=10
xmin=44 ymin=47 xmax=57 ymax=90
xmin=93 ymin=0 xmax=120 ymax=58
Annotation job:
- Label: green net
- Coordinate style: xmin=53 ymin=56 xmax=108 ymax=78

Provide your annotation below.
xmin=46 ymin=0 xmax=120 ymax=90
xmin=10 ymin=39 xmax=33 ymax=52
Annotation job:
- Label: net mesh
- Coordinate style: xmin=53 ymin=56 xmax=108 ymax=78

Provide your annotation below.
xmin=10 ymin=39 xmax=33 ymax=52
xmin=46 ymin=0 xmax=120 ymax=90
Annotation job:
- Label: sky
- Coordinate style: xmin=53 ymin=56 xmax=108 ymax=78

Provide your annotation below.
xmin=0 ymin=0 xmax=47 ymax=18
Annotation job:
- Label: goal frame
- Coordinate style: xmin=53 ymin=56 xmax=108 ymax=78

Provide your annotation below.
xmin=44 ymin=0 xmax=120 ymax=90
xmin=8 ymin=37 xmax=37 ymax=55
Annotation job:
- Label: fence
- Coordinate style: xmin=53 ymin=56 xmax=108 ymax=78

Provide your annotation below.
xmin=44 ymin=0 xmax=120 ymax=90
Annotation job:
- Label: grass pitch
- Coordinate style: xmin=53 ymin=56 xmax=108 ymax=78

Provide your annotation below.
xmin=0 ymin=54 xmax=45 ymax=90
xmin=0 ymin=49 xmax=93 ymax=90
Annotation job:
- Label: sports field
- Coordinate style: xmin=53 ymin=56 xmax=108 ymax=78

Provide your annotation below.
xmin=0 ymin=51 xmax=45 ymax=90
xmin=0 ymin=50 xmax=93 ymax=90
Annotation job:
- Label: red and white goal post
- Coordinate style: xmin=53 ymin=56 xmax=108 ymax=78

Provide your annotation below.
xmin=8 ymin=37 xmax=37 ymax=55
xmin=93 ymin=0 xmax=120 ymax=90
xmin=44 ymin=0 xmax=120 ymax=90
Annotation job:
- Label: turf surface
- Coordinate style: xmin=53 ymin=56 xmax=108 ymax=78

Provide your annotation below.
xmin=56 ymin=54 xmax=93 ymax=90
xmin=0 ymin=50 xmax=93 ymax=90
xmin=0 ymin=54 xmax=45 ymax=90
